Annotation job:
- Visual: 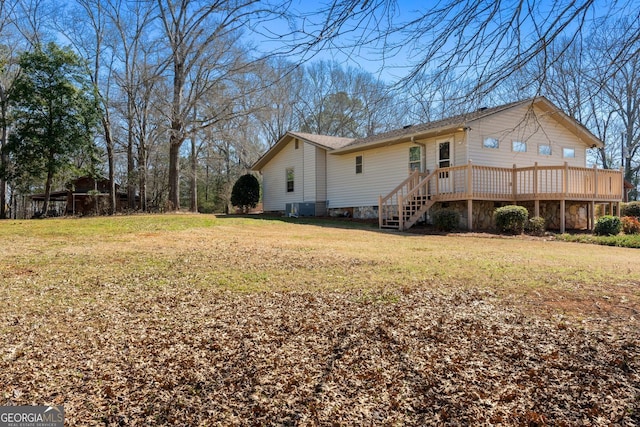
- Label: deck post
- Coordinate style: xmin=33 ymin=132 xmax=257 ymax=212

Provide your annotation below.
xmin=467 ymin=199 xmax=473 ymax=230
xmin=533 ymin=162 xmax=538 ymax=197
xmin=590 ymin=200 xmax=595 ymax=231
xmin=512 ymin=164 xmax=517 ymax=201
xmin=563 ymin=162 xmax=569 ymax=195
xmin=560 ymin=199 xmax=566 ymax=234
xmin=467 ymin=160 xmax=473 ymax=198
xmin=398 ymin=194 xmax=403 ymax=231
xmin=593 ymin=164 xmax=598 ymax=198
xmin=378 ymin=195 xmax=383 ymax=229
xmin=534 ymin=200 xmax=540 ymax=218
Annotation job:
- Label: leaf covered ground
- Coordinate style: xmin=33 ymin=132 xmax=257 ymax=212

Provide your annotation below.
xmin=0 ymin=215 xmax=639 ymax=425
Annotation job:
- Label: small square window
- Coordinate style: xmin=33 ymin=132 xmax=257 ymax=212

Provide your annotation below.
xmin=483 ymin=137 xmax=499 ymax=149
xmin=538 ymin=144 xmax=552 ymax=156
xmin=563 ymin=148 xmax=575 ymax=158
xmin=355 ymin=155 xmax=363 ymax=174
xmin=512 ymin=141 xmax=527 ymax=152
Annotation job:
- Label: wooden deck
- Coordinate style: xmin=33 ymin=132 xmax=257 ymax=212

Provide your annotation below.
xmin=379 ymin=162 xmax=624 ymax=231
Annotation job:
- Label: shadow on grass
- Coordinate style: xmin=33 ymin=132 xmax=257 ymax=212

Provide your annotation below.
xmin=215 ymin=213 xmax=389 ymax=232
xmin=215 ymin=213 xmax=466 ymax=237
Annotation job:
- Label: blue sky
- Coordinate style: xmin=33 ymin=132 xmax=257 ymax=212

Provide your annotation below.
xmin=251 ymin=0 xmax=626 ymax=84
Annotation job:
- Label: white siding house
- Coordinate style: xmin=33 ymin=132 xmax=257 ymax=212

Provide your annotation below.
xmin=253 ymin=98 xmax=623 ymax=231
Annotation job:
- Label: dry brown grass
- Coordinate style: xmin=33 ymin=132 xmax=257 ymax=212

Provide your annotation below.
xmin=0 ymin=214 xmax=638 ymax=425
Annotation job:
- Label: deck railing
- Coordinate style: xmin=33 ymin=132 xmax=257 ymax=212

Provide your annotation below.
xmin=420 ymin=161 xmax=623 ymax=202
xmin=379 ymin=161 xmax=624 ymax=229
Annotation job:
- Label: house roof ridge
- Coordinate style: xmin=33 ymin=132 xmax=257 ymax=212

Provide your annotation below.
xmin=340 ymin=98 xmax=537 ymax=150
xmin=287 ymin=131 xmax=355 ymax=149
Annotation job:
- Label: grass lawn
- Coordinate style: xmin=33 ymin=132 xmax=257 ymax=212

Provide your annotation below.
xmin=1 ymin=214 xmax=638 ymax=425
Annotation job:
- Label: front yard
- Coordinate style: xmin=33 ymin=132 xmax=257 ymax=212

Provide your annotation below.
xmin=1 ymin=215 xmax=638 ymax=425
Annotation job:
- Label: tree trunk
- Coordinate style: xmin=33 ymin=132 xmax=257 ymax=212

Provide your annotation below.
xmin=138 ymin=139 xmax=147 ymax=212
xmin=167 ymin=56 xmax=184 ymax=211
xmin=0 ymin=85 xmax=7 ymax=219
xmin=168 ymin=138 xmax=182 ymax=210
xmin=127 ymin=116 xmax=136 ymax=211
xmin=42 ymin=167 xmax=54 ymax=216
xmin=102 ymin=116 xmax=116 ymax=214
xmin=189 ymin=138 xmax=198 ymax=212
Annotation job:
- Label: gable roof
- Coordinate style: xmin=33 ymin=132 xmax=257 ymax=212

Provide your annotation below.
xmin=332 ymin=97 xmax=603 ymax=154
xmin=252 ymin=97 xmax=603 ymax=170
xmin=252 ymin=131 xmax=354 ymax=171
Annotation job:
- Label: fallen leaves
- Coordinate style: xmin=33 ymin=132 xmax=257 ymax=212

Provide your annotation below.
xmin=1 ymin=287 xmax=638 ymax=425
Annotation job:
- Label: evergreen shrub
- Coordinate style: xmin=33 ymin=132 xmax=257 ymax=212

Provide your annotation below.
xmin=494 ymin=205 xmax=528 ymax=234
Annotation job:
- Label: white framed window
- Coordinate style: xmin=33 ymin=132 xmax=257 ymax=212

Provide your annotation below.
xmin=538 ymin=144 xmax=552 ymax=156
xmin=512 ymin=141 xmax=527 ymax=152
xmin=409 ymin=146 xmax=421 ymax=171
xmin=563 ymin=148 xmax=575 ymax=158
xmin=286 ymin=168 xmax=294 ymax=192
xmin=483 ymin=137 xmax=499 ymax=149
xmin=355 ymin=155 xmax=363 ymax=174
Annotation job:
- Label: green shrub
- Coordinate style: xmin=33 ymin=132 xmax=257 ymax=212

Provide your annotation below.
xmin=525 ymin=216 xmax=545 ymax=236
xmin=432 ymin=208 xmax=459 ymax=231
xmin=594 ymin=215 xmax=622 ymax=236
xmin=230 ymin=174 xmax=260 ymax=213
xmin=494 ymin=205 xmax=528 ymax=234
xmin=621 ymin=201 xmax=640 ymax=218
xmin=621 ymin=216 xmax=640 ymax=234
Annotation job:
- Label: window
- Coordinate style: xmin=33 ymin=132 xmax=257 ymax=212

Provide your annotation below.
xmin=438 ymin=141 xmax=450 ymax=168
xmin=355 ymin=155 xmax=363 ymax=174
xmin=409 ymin=146 xmax=421 ymax=171
xmin=286 ymin=168 xmax=294 ymax=192
xmin=563 ymin=148 xmax=575 ymax=158
xmin=512 ymin=141 xmax=527 ymax=152
xmin=538 ymin=144 xmax=552 ymax=156
xmin=483 ymin=137 xmax=499 ymax=149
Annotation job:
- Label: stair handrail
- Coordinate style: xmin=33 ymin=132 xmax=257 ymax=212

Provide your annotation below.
xmin=379 ymin=169 xmax=422 ymax=206
xmin=403 ymin=169 xmax=438 ymax=201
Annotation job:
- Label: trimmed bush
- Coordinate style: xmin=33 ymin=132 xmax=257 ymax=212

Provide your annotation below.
xmin=621 ymin=201 xmax=640 ymax=218
xmin=525 ymin=216 xmax=546 ymax=236
xmin=621 ymin=216 xmax=640 ymax=235
xmin=432 ymin=209 xmax=459 ymax=231
xmin=594 ymin=215 xmax=622 ymax=236
xmin=494 ymin=205 xmax=528 ymax=234
xmin=230 ymin=174 xmax=260 ymax=213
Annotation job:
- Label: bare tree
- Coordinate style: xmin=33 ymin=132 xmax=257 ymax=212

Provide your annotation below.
xmin=255 ymin=57 xmax=305 ymax=145
xmin=157 ymin=0 xmax=276 ymax=211
xmin=275 ymin=0 xmax=640 ymax=104
xmin=594 ymin=20 xmax=640 ymax=198
xmin=296 ymin=60 xmax=402 ymax=137
xmin=0 ymin=0 xmax=21 ymax=218
xmin=105 ymin=0 xmax=158 ymax=211
xmin=61 ymin=0 xmax=121 ymax=214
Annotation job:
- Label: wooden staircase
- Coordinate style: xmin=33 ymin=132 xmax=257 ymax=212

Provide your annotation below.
xmin=379 ymin=170 xmax=437 ymax=231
